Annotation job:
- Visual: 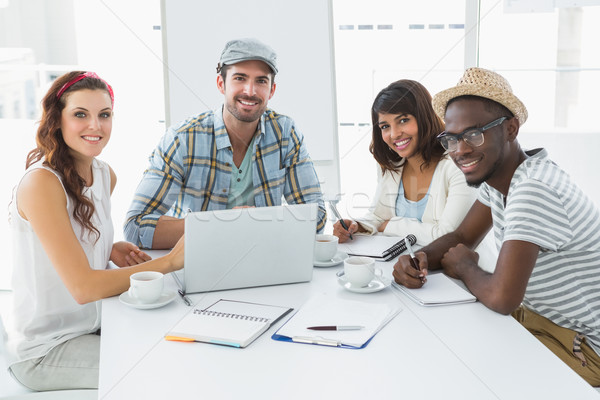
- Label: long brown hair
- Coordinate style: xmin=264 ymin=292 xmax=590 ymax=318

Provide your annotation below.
xmin=369 ymin=80 xmax=445 ymax=174
xmin=26 ymin=71 xmax=113 ymax=239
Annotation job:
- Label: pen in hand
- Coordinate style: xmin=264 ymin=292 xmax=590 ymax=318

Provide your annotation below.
xmin=329 ymin=202 xmax=353 ymax=240
xmin=307 ymin=325 xmax=364 ymax=331
xmin=405 ymin=237 xmax=425 ymax=284
xmin=338 ymin=219 xmax=353 ymax=241
xmin=404 ymin=237 xmax=419 ymax=271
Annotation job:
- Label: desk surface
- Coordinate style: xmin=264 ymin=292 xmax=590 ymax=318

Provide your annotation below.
xmin=99 ymin=256 xmax=599 ymax=399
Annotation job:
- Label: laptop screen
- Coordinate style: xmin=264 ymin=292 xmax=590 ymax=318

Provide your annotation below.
xmin=182 ymin=204 xmax=318 ymax=293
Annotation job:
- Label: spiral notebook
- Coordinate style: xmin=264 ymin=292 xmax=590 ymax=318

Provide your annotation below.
xmin=338 ymin=234 xmax=416 ymax=261
xmin=165 ymin=299 xmax=293 ymax=348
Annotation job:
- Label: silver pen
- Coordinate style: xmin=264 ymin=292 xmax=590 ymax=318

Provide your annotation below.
xmin=178 ymin=289 xmax=192 ymax=306
xmin=292 ymin=336 xmax=340 ymax=347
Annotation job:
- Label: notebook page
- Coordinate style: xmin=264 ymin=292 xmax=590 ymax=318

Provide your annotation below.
xmin=392 ymin=273 xmax=476 ymax=306
xmin=206 ymin=299 xmax=292 ymax=321
xmin=171 ymin=309 xmax=266 ymax=343
xmin=338 ymin=235 xmax=403 ymax=258
xmin=167 ymin=299 xmax=292 ymax=347
xmin=275 ymin=294 xmax=400 ymax=348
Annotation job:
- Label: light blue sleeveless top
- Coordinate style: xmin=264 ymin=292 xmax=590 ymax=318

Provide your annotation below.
xmin=395 ymin=179 xmax=431 ymax=221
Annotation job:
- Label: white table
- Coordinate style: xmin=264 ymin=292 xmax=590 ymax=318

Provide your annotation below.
xmin=99 ymin=258 xmax=599 ymax=399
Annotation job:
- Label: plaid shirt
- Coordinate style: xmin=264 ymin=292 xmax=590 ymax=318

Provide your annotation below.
xmin=124 ymin=106 xmax=326 ymax=248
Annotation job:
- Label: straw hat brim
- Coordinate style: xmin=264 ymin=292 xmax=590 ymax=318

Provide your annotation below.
xmin=432 ymin=84 xmax=528 ymax=125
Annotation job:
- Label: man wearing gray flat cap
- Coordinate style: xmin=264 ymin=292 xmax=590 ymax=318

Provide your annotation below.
xmin=125 ymin=38 xmax=326 ymax=249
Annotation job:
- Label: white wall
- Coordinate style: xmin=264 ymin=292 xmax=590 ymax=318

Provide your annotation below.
xmin=1 ymin=1 xmax=600 ymax=290
xmin=160 ymin=0 xmax=340 ymax=198
xmin=0 ymin=0 xmax=166 ymax=289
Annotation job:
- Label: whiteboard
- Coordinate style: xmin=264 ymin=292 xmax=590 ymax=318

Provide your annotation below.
xmin=160 ymin=0 xmax=340 ymax=198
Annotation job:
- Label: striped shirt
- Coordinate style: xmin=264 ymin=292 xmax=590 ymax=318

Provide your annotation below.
xmin=479 ymin=148 xmax=600 ymax=354
xmin=124 ymin=106 xmax=326 ymax=248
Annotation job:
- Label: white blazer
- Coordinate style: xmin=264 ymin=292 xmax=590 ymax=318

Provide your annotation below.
xmin=357 ymin=156 xmax=477 ymax=246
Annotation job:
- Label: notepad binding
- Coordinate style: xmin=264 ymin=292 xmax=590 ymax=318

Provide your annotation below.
xmin=382 ymin=234 xmax=416 ymax=258
xmin=193 ymin=308 xmax=269 ymax=323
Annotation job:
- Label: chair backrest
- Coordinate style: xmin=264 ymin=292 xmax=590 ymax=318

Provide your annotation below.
xmin=0 ymin=314 xmax=7 ymax=354
xmin=0 ymin=314 xmax=34 ymax=397
xmin=0 ymin=300 xmax=98 ymax=398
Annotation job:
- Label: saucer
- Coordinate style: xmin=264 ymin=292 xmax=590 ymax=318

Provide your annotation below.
xmin=314 ymin=251 xmax=349 ymax=267
xmin=119 ymin=291 xmax=176 ymax=310
xmin=336 ymin=271 xmax=391 ymax=293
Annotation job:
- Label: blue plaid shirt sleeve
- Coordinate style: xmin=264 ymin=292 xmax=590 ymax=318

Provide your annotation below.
xmin=124 ymin=127 xmax=186 ymax=248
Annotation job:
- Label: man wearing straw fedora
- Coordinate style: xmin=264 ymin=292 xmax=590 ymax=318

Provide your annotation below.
xmin=393 ymin=67 xmax=600 ymax=385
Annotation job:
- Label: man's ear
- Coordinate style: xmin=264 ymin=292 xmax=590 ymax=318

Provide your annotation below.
xmin=268 ymin=82 xmax=276 ymax=100
xmin=506 ymin=117 xmax=520 ymax=142
xmin=217 ymin=74 xmax=225 ymax=95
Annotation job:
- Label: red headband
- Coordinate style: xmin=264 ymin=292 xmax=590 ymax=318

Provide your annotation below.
xmin=56 ymin=71 xmax=115 ymax=106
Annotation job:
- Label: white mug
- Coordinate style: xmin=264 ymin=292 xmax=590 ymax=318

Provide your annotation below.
xmin=314 ymin=234 xmax=339 ymax=262
xmin=343 ymin=256 xmax=382 ymax=287
xmin=128 ymin=271 xmax=164 ymax=304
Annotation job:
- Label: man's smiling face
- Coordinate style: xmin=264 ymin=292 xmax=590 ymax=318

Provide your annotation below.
xmin=218 ymin=60 xmax=276 ymax=124
xmin=444 ymin=98 xmax=508 ymax=188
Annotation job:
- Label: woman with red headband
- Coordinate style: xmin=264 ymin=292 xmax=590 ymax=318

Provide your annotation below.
xmin=6 ymin=71 xmax=184 ymax=391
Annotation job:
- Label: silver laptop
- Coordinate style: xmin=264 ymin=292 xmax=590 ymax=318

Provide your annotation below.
xmin=177 ymin=203 xmax=317 ymax=294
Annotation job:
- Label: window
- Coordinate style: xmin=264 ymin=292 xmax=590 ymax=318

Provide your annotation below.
xmin=477 ymin=1 xmax=600 ymax=202
xmin=0 ymin=0 xmax=165 ymax=288
xmin=1 ymin=1 xmax=598 ymax=288
xmin=332 ymin=0 xmax=467 ymax=219
xmin=332 ymin=0 xmax=600 ymax=220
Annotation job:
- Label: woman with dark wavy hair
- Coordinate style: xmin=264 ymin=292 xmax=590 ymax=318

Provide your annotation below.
xmin=7 ymin=71 xmax=184 ymax=391
xmin=333 ymin=79 xmax=475 ymax=246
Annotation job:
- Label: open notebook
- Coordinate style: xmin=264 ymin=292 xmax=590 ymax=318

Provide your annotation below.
xmin=272 ymin=293 xmax=401 ymax=348
xmin=392 ymin=273 xmax=476 ymax=306
xmin=165 ymin=299 xmax=293 ymax=348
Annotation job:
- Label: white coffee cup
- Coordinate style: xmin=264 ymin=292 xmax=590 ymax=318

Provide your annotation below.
xmin=128 ymin=271 xmax=164 ymax=304
xmin=343 ymin=256 xmax=382 ymax=287
xmin=314 ymin=234 xmax=339 ymax=262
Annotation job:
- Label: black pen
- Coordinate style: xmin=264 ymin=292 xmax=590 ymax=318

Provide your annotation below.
xmin=178 ymin=289 xmax=192 ymax=306
xmin=329 ymin=202 xmax=353 ymax=240
xmin=307 ymin=325 xmax=364 ymax=331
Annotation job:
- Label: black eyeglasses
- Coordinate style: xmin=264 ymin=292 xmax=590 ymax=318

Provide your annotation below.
xmin=436 ymin=116 xmax=509 ymax=152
